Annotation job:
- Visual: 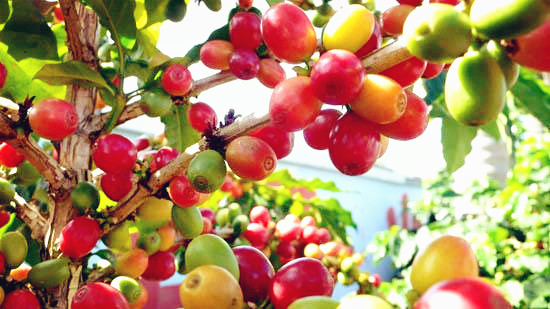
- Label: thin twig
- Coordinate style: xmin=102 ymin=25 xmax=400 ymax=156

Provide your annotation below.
xmin=362 ymin=39 xmax=412 ymax=74
xmin=12 ymin=193 xmax=48 ymax=239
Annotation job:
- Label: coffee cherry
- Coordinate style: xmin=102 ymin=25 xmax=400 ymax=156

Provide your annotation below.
xmin=72 ymin=282 xmax=130 ymax=309
xmin=422 ymin=62 xmax=445 ymax=80
xmin=200 ymin=40 xmax=234 ymax=70
xmin=93 ymin=134 xmax=137 ymax=174
xmin=60 ymin=216 xmax=101 ymax=259
xmin=2 ymin=289 xmax=41 ymax=309
xmin=355 ymin=20 xmax=382 ymax=59
xmin=0 ymin=143 xmax=25 ymax=168
xmin=141 ymin=251 xmax=176 ymax=281
xmin=187 ymin=102 xmax=218 ymax=133
xmin=230 ymin=12 xmax=262 ymax=51
xmin=380 ymin=56 xmax=427 ymax=87
xmin=101 ymin=172 xmax=134 ymax=202
xmin=168 ymin=175 xmax=201 ymax=208
xmin=28 ymin=99 xmax=79 ymax=141
xmin=257 ymin=58 xmax=286 ymax=88
xmin=226 ymin=136 xmax=277 ymax=181
xmin=150 ymin=146 xmax=179 ymax=173
xmin=229 ymin=49 xmax=260 ymax=80
xmin=161 ymin=64 xmax=193 ymax=96
xmin=0 ymin=62 xmax=7 ymax=89
xmin=249 ymin=124 xmax=294 ymax=159
xmin=303 ymin=109 xmax=342 ymax=150
xmin=381 ymin=5 xmax=415 ymax=36
xmin=249 ymin=205 xmax=270 ymax=228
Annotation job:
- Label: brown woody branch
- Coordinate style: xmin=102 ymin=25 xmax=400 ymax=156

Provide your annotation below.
xmin=362 ymin=39 xmax=412 ymax=74
xmin=13 ymin=193 xmax=48 ymax=239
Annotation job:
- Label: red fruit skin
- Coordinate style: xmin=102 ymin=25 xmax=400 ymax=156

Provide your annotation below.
xmin=276 ymin=241 xmax=298 ymax=265
xmin=200 ymin=207 xmax=216 ymax=224
xmin=150 ymin=146 xmax=179 ymax=173
xmin=269 ymin=257 xmax=334 ymax=309
xmin=53 ymin=6 xmax=64 ymax=22
xmin=239 ymin=0 xmax=253 ymax=9
xmin=382 ymin=5 xmax=415 ymax=36
xmin=429 ymin=0 xmax=460 ymax=5
xmin=301 ymin=226 xmax=319 ymax=244
xmin=380 ymin=56 xmax=427 ymax=87
xmin=375 ymin=90 xmax=429 ymax=141
xmin=2 ymin=289 xmax=41 ymax=309
xmin=355 ymin=20 xmax=382 ymax=59
xmin=187 ymin=102 xmax=218 ymax=134
xmin=230 ymin=12 xmax=262 ymax=51
xmin=0 ymin=210 xmax=10 ymax=228
xmin=303 ymin=109 xmax=342 ymax=150
xmin=161 ymin=64 xmax=193 ymax=96
xmin=243 ymin=222 xmax=270 ymax=248
xmin=226 ymin=136 xmax=277 ymax=181
xmin=28 ymin=99 xmax=79 ymax=141
xmin=0 ymin=252 xmax=6 ymax=274
xmin=369 ymin=273 xmax=382 ymax=287
xmin=141 ymin=251 xmax=176 ymax=281
xmin=257 ymin=58 xmax=286 ymax=88
xmin=269 ymin=76 xmax=322 ymax=132
xmin=133 ymin=137 xmax=150 ymax=151
xmin=262 ymin=3 xmax=317 ymax=63
xmin=100 ymin=172 xmax=134 ymax=202
xmin=60 ymin=216 xmax=101 ymax=259
xmin=276 ymin=220 xmax=302 ymax=242
xmin=310 ymin=50 xmax=365 ymax=105
xmin=249 ymin=124 xmax=294 ymax=159
xmin=300 ymin=216 xmax=316 ymax=228
xmin=168 ymin=175 xmax=200 ymax=208
xmin=72 ymin=282 xmax=130 ymax=309
xmin=249 ymin=206 xmax=270 ymax=228
xmin=0 ymin=143 xmax=25 ymax=168
xmin=328 ymin=112 xmax=381 ymax=176
xmin=422 ymin=62 xmax=445 ymax=80
xmin=508 ymin=19 xmax=550 ymax=72
xmin=0 ymin=62 xmax=7 ymax=89
xmin=414 ymin=278 xmax=513 ymax=309
xmin=229 ymin=49 xmax=261 ymax=80
xmin=200 ymin=40 xmax=234 ymax=70
xmin=93 ymin=134 xmax=137 ymax=174
xmin=201 ymin=217 xmax=214 ymax=234
xmin=233 ymin=246 xmax=275 ymax=303
xmin=397 ymin=0 xmax=423 ymax=5
xmin=315 ymin=227 xmax=331 ymax=244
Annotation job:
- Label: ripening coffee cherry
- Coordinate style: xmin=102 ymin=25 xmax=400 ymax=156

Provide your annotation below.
xmin=150 ymin=146 xmax=179 ymax=173
xmin=303 ymin=109 xmax=342 ymax=150
xmin=168 ymin=175 xmax=201 ymax=208
xmin=229 ymin=49 xmax=260 ymax=80
xmin=100 ymin=172 xmax=134 ymax=202
xmin=161 ymin=64 xmax=193 ymax=96
xmin=375 ymin=90 xmax=429 ymax=140
xmin=257 ymin=58 xmax=286 ymax=88
xmin=60 ymin=216 xmax=102 ymax=259
xmin=187 ymin=102 xmax=218 ymax=133
xmin=249 ymin=124 xmax=294 ymax=159
xmin=230 ymin=12 xmax=262 ymax=51
xmin=72 ymin=282 xmax=130 ymax=309
xmin=200 ymin=40 xmax=234 ymax=70
xmin=0 ymin=142 xmax=25 ymax=168
xmin=28 ymin=99 xmax=79 ymax=141
xmin=226 ymin=136 xmax=277 ymax=181
xmin=0 ymin=62 xmax=7 ymax=89
xmin=93 ymin=134 xmax=137 ymax=174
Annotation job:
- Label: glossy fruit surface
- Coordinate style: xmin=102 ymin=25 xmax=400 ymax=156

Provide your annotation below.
xmin=430 ymin=0 xmax=460 ymax=4
xmin=187 ymin=149 xmax=226 ymax=193
xmin=380 ymin=56 xmax=427 ymax=87
xmin=185 ymin=234 xmax=240 ymax=280
xmin=249 ymin=205 xmax=270 ymax=227
xmin=60 ymin=216 xmax=101 ymax=259
xmin=0 ymin=178 xmax=15 ymax=205
xmin=269 ymin=76 xmax=322 ymax=132
xmin=269 ymin=257 xmax=334 ymax=309
xmin=136 ymin=197 xmax=173 ymax=232
xmin=398 ymin=0 xmax=423 ymax=5
xmin=244 ymin=222 xmax=269 ymax=248
xmin=249 ymin=124 xmax=294 ymax=159
xmin=470 ymin=0 xmax=550 ymax=39
xmin=375 ymin=90 xmax=428 ymax=140
xmin=482 ymin=40 xmax=519 ymax=88
xmin=230 ymin=12 xmax=262 ymax=51
xmin=310 ymin=49 xmax=365 ymax=105
xmin=172 ymin=206 xmax=204 ymax=239
xmin=322 ymin=4 xmax=375 ymax=52
xmin=508 ymin=19 xmax=550 ymax=72
xmin=200 ymin=40 xmax=234 ymax=70
xmin=303 ymin=109 xmax=342 ymax=150
xmin=329 ymin=112 xmax=380 ymax=176
xmin=410 ymin=235 xmax=479 ymax=294
xmin=445 ymin=50 xmax=506 ymax=126
xmin=137 ymin=231 xmax=161 ymax=255
xmin=110 ymin=276 xmax=141 ymax=304
xmin=257 ymin=58 xmax=286 ymax=88
xmin=29 ymin=99 xmax=78 ymax=141
xmin=402 ymin=4 xmax=472 ymax=63
xmin=2 ymin=289 xmax=41 ymax=309
xmin=338 ymin=295 xmax=392 ymax=309
xmin=28 ymin=258 xmax=70 ymax=289
xmin=187 ymin=102 xmax=218 ymax=133
xmin=226 ymin=136 xmax=277 ymax=181
xmin=288 ymin=296 xmax=339 ymax=309
xmin=72 ymin=282 xmax=130 ymax=309
xmin=168 ymin=175 xmax=200 ymax=208
xmin=157 ymin=224 xmax=177 ymax=251
xmin=0 ymin=143 xmax=25 ymax=167
xmin=101 ymin=172 xmax=134 ymax=202
xmin=354 ymin=19 xmax=382 ymax=59
xmin=141 ymin=251 xmax=176 ymax=281
xmin=350 ymin=74 xmax=407 ymax=124
xmin=0 ymin=62 xmax=6 ymax=89
xmin=422 ymin=62 xmax=445 ymax=79
xmin=150 ymin=146 xmax=179 ymax=173
xmin=233 ymin=246 xmax=275 ymax=303
xmin=114 ymin=248 xmax=149 ymax=278
xmin=381 ymin=4 xmax=415 ymax=36
xmin=141 ymin=89 xmax=173 ymax=117
xmin=262 ymin=3 xmax=317 ymax=63
xmin=161 ymin=64 xmax=193 ymax=96
xmin=0 ymin=231 xmax=28 ymax=267
xmin=102 ymin=221 xmax=131 ymax=251
xmin=229 ymin=49 xmax=260 ymax=80
xmin=93 ymin=134 xmax=137 ymax=174
xmin=71 ymin=182 xmax=100 ymax=213
xmin=179 ymin=264 xmax=244 ymax=309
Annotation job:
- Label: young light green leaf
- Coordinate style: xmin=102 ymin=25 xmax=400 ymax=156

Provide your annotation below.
xmin=86 ymin=0 xmax=137 ymax=50
xmin=479 ymin=120 xmax=501 ymax=140
xmin=34 ymin=61 xmax=115 ymax=95
xmin=510 ymin=69 xmax=550 ymax=129
xmin=441 ymin=116 xmax=478 ymax=173
xmin=161 ymin=104 xmax=201 ymax=152
xmin=0 ymin=0 xmax=58 ymax=60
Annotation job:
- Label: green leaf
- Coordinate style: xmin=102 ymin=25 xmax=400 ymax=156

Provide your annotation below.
xmin=423 ymin=72 xmax=446 ymax=105
xmin=86 ymin=0 xmax=137 ymax=50
xmin=312 ymin=198 xmax=356 ymax=244
xmin=51 ymin=23 xmax=68 ymax=57
xmin=441 ymin=116 xmax=478 ymax=173
xmin=480 ymin=120 xmax=501 ymax=140
xmin=144 ymin=0 xmax=172 ymax=25
xmin=0 ymin=44 xmax=65 ymax=101
xmin=0 ymin=0 xmax=58 ymax=60
xmin=101 ymin=92 xmax=127 ymax=132
xmin=510 ymin=69 xmax=550 ymax=129
xmin=0 ymin=0 xmax=9 ymax=24
xmin=34 ymin=61 xmax=114 ymax=94
xmin=266 ymin=170 xmax=340 ymax=192
xmin=160 ymin=104 xmax=200 ymax=152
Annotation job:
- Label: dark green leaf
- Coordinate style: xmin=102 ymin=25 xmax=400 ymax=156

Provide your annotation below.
xmin=86 ymin=0 xmax=137 ymax=50
xmin=34 ymin=61 xmax=114 ymax=94
xmin=143 ymin=0 xmax=171 ymax=25
xmin=510 ymin=69 xmax=550 ymax=129
xmin=164 ymin=0 xmax=187 ymax=23
xmin=423 ymin=72 xmax=446 ymax=105
xmin=161 ymin=104 xmax=201 ymax=152
xmin=93 ymin=249 xmax=116 ymax=264
xmin=441 ymin=116 xmax=478 ymax=173
xmin=101 ymin=92 xmax=127 ymax=132
xmin=0 ymin=0 xmax=58 ymax=60
xmin=0 ymin=0 xmax=9 ymax=24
